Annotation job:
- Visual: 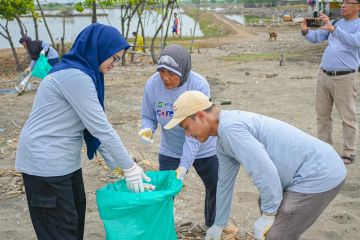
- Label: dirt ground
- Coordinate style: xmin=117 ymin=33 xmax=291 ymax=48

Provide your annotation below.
xmin=0 ymin=13 xmax=359 ymax=240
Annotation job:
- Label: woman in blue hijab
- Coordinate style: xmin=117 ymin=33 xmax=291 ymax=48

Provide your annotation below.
xmin=15 ymin=23 xmax=150 ymax=240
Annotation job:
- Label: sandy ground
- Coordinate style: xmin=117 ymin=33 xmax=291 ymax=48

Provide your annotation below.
xmin=0 ymin=14 xmax=359 ymax=240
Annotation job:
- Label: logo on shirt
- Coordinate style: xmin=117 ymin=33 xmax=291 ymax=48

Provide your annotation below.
xmin=156 ymin=101 xmax=174 ymax=118
xmin=157 ymin=110 xmax=174 ymax=117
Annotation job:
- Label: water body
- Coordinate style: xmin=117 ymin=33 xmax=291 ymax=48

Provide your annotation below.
xmin=199 ymin=7 xmax=225 ymax=12
xmin=0 ymin=8 xmax=203 ymax=49
xmin=225 ymin=15 xmax=246 ymax=25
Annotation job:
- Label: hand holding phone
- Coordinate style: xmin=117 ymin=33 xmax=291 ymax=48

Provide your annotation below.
xmin=306 ymin=18 xmax=323 ymax=28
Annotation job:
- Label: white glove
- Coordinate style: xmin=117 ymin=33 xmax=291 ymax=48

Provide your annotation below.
xmin=138 ymin=128 xmax=153 ymax=144
xmin=123 ymin=163 xmax=151 ymax=193
xmin=254 ymin=214 xmax=275 ymax=240
xmin=40 ymin=49 xmax=46 ymax=55
xmin=205 ymin=225 xmax=223 ymax=240
xmin=175 ymin=166 xmax=187 ymax=181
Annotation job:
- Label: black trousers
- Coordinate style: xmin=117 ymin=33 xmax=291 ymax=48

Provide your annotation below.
xmin=48 ymin=58 xmax=59 ymax=66
xmin=159 ymin=154 xmax=219 ymax=227
xmin=22 ymin=169 xmax=86 ymax=240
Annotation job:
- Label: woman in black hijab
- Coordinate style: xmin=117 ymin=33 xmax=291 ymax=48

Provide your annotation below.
xmin=19 ymin=35 xmax=59 ymax=72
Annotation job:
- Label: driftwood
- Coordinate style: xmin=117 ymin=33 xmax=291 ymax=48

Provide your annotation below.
xmin=0 ymin=169 xmax=24 ymax=200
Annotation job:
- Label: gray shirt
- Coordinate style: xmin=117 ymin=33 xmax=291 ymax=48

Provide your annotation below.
xmin=305 ymin=18 xmax=360 ymax=71
xmin=16 ymin=68 xmax=134 ymax=177
xmin=215 ymin=110 xmax=346 ymax=227
xmin=141 ymin=71 xmax=216 ymax=169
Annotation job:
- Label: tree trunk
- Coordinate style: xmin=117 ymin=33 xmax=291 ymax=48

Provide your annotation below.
xmin=120 ymin=6 xmax=130 ymax=65
xmin=190 ymin=0 xmax=200 ymax=53
xmin=92 ymin=0 xmax=97 ymax=23
xmin=159 ymin=1 xmax=164 ymax=50
xmin=125 ymin=2 xmax=142 ymax=40
xmin=61 ymin=15 xmax=66 ymax=55
xmin=120 ymin=5 xmax=128 ymax=36
xmin=150 ymin=0 xmax=172 ymax=64
xmin=163 ymin=3 xmax=174 ymax=48
xmin=31 ymin=10 xmax=39 ymax=40
xmin=36 ymin=0 xmax=55 ymax=47
xmin=0 ymin=21 xmax=22 ymax=71
xmin=14 ymin=15 xmax=27 ymax=37
xmin=140 ymin=13 xmax=145 ymax=48
xmin=131 ymin=3 xmax=146 ymax=63
xmin=101 ymin=4 xmax=111 ymax=25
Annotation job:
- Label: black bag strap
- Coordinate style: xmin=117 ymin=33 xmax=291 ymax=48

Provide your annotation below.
xmin=331 ymin=18 xmax=340 ymax=26
xmin=45 ymin=48 xmax=50 ymax=57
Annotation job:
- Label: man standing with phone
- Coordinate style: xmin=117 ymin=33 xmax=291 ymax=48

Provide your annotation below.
xmin=301 ymin=1 xmax=360 ymax=165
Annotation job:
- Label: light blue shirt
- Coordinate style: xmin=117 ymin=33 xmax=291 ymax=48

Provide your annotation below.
xmin=214 ymin=110 xmax=346 ymax=227
xmin=304 ymin=18 xmax=360 ymax=71
xmin=141 ymin=71 xmax=217 ymax=169
xmin=16 ymin=68 xmax=134 ymax=177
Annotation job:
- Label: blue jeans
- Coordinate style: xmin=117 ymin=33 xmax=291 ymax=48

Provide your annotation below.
xmin=159 ymin=154 xmax=219 ymax=226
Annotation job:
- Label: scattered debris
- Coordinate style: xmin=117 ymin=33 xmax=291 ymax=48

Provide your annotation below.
xmin=265 ymin=73 xmax=278 ymax=78
xmin=176 ymin=222 xmax=254 ymax=240
xmin=11 ymin=120 xmax=22 ymax=129
xmin=0 ymin=169 xmax=24 ymax=201
xmin=221 ymin=99 xmax=232 ymax=105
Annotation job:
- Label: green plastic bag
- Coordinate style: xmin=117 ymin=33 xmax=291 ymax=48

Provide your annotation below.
xmin=96 ymin=171 xmax=182 ymax=240
xmin=31 ymin=54 xmax=52 ymax=79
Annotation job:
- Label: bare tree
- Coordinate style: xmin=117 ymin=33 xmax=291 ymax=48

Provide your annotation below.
xmin=14 ymin=15 xmax=27 ymax=37
xmin=31 ymin=10 xmax=39 ymax=40
xmin=0 ymin=21 xmax=22 ymax=71
xmin=92 ymin=0 xmax=97 ymax=23
xmin=190 ymin=0 xmax=200 ymax=53
xmin=35 ymin=0 xmax=55 ymax=47
xmin=163 ymin=2 xmax=175 ymax=48
xmin=150 ymin=0 xmax=174 ymax=63
xmin=131 ymin=2 xmax=146 ymax=63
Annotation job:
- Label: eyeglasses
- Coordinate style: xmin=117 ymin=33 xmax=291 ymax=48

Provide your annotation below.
xmin=340 ymin=1 xmax=360 ymax=5
xmin=111 ymin=55 xmax=121 ymax=65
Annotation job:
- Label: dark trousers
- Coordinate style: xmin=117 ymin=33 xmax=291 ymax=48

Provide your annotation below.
xmin=22 ymin=168 xmax=86 ymax=240
xmin=259 ymin=181 xmax=344 ymax=240
xmin=48 ymin=58 xmax=59 ymax=66
xmin=159 ymin=154 xmax=219 ymax=227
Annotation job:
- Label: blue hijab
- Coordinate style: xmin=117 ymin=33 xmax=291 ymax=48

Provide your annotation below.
xmin=49 ymin=23 xmax=130 ymax=160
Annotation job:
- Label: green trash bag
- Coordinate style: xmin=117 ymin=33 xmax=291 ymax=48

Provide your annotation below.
xmin=96 ymin=170 xmax=183 ymax=240
xmin=31 ymin=54 xmax=52 ymax=79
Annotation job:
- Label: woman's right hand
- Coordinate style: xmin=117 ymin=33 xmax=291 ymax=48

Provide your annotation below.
xmin=123 ymin=163 xmax=151 ymax=193
xmin=24 ymin=67 xmax=32 ymax=73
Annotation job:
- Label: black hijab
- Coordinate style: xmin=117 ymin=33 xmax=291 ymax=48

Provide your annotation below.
xmin=19 ymin=35 xmax=42 ymax=61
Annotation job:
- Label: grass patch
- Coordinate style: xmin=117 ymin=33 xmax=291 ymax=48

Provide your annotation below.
xmin=244 ymin=15 xmax=271 ymax=24
xmin=218 ymin=52 xmax=307 ymax=63
xmin=182 ymin=5 xmax=232 ymax=37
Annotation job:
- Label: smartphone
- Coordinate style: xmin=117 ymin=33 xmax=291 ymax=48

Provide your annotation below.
xmin=306 ymin=18 xmax=323 ymax=28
